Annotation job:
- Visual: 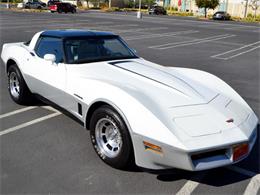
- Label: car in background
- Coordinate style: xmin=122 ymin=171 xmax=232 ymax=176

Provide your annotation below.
xmin=148 ymin=5 xmax=167 ymax=15
xmin=47 ymin=0 xmax=61 ymax=6
xmin=49 ymin=2 xmax=76 ymax=13
xmin=25 ymin=0 xmax=46 ymax=9
xmin=213 ymin=11 xmax=231 ymax=20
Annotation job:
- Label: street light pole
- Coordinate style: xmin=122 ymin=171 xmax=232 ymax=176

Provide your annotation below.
xmin=109 ymin=0 xmax=111 ymax=9
xmin=244 ymin=0 xmax=249 ymax=18
xmin=7 ymin=0 xmax=10 ymax=9
xmin=137 ymin=0 xmax=142 ymax=18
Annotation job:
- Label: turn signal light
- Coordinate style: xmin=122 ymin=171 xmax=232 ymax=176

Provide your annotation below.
xmin=143 ymin=141 xmax=162 ymax=154
xmin=233 ymin=143 xmax=249 ymax=161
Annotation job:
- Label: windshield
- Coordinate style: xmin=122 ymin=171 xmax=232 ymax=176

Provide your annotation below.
xmin=64 ymin=36 xmax=138 ymax=64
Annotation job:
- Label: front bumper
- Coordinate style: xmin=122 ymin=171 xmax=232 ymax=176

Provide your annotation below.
xmin=133 ymin=124 xmax=258 ymax=171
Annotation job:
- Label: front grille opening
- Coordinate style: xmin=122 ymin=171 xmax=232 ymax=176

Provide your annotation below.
xmin=191 ymin=149 xmax=227 ymax=161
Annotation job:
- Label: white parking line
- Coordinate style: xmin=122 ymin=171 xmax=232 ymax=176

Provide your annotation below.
xmin=176 ymin=180 xmax=201 ymax=195
xmin=226 ymin=166 xmax=260 ymax=195
xmin=0 ymin=112 xmax=61 ymax=136
xmin=149 ymin=34 xmax=235 ymax=49
xmin=41 ymin=105 xmax=60 ymax=113
xmin=5 ymin=22 xmax=115 ymax=30
xmin=244 ymin=174 xmax=260 ymax=195
xmin=94 ymin=24 xmax=139 ymax=29
xmin=220 ymin=46 xmax=260 ymax=60
xmin=1 ymin=19 xmax=90 ymax=26
xmin=224 ymin=25 xmax=259 ymax=30
xmin=211 ymin=41 xmax=260 ymax=60
xmin=0 ymin=106 xmax=36 ymax=119
xmin=125 ymin=30 xmax=199 ymax=41
xmin=113 ymin=27 xmax=168 ymax=34
xmin=176 ymin=172 xmax=206 ymax=195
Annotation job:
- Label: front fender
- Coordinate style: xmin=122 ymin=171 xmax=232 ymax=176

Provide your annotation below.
xmin=69 ymin=78 xmax=186 ymax=168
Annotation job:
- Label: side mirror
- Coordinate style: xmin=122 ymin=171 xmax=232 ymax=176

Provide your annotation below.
xmin=44 ymin=54 xmax=56 ymax=64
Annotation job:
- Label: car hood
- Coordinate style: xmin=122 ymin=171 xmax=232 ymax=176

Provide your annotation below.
xmin=108 ymin=59 xmax=218 ymax=105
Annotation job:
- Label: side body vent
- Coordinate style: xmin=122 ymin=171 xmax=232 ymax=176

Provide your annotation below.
xmin=78 ymin=103 xmax=82 ymax=116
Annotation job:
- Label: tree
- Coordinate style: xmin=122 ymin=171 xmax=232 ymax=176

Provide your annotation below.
xmin=195 ymin=0 xmax=219 ymax=18
xmin=249 ymin=0 xmax=260 ymax=18
xmin=123 ymin=0 xmax=136 ymax=8
xmin=143 ymin=0 xmax=156 ymax=8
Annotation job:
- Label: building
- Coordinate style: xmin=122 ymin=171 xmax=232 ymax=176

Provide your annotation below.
xmin=161 ymin=0 xmax=260 ymax=17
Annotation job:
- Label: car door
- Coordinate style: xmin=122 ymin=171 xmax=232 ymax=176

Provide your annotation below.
xmin=64 ymin=3 xmax=70 ymax=12
xmin=32 ymin=0 xmax=37 ymax=8
xmin=25 ymin=36 xmax=69 ymax=107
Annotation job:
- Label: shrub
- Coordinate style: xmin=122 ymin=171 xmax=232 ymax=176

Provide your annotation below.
xmin=167 ymin=11 xmax=194 ymax=16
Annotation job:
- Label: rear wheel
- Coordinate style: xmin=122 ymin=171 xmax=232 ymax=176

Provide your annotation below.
xmin=7 ymin=65 xmax=33 ymax=105
xmin=89 ymin=105 xmax=134 ymax=169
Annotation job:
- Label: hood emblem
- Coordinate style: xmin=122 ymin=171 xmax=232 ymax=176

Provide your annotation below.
xmin=226 ymin=118 xmax=234 ymax=123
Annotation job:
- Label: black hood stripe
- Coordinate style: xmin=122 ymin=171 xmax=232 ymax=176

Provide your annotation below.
xmin=108 ymin=61 xmax=187 ymax=96
xmin=108 ymin=60 xmax=133 ymax=65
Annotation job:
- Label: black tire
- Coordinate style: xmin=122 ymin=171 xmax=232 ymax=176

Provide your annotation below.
xmin=7 ymin=65 xmax=33 ymax=105
xmin=57 ymin=8 xmax=62 ymax=13
xmin=71 ymin=8 xmax=76 ymax=13
xmin=89 ymin=105 xmax=134 ymax=169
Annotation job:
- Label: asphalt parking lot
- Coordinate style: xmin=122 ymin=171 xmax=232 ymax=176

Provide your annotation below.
xmin=0 ymin=9 xmax=259 ymax=194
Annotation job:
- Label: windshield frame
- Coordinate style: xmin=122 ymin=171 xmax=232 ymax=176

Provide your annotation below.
xmin=63 ymin=35 xmax=139 ymax=64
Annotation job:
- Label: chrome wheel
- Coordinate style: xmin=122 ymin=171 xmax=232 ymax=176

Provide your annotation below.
xmin=9 ymin=71 xmax=20 ymax=99
xmin=95 ymin=117 xmax=122 ymax=158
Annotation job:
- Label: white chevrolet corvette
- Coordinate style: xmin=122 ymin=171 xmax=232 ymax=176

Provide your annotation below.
xmin=1 ymin=30 xmax=258 ymax=171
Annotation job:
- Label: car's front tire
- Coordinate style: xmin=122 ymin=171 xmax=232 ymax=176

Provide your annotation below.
xmin=7 ymin=65 xmax=33 ymax=105
xmin=89 ymin=105 xmax=134 ymax=169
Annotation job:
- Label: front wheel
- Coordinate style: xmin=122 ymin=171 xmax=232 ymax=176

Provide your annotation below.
xmin=89 ymin=105 xmax=134 ymax=169
xmin=7 ymin=65 xmax=33 ymax=105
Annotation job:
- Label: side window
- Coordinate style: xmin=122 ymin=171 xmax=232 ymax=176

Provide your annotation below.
xmin=35 ymin=37 xmax=64 ymax=63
